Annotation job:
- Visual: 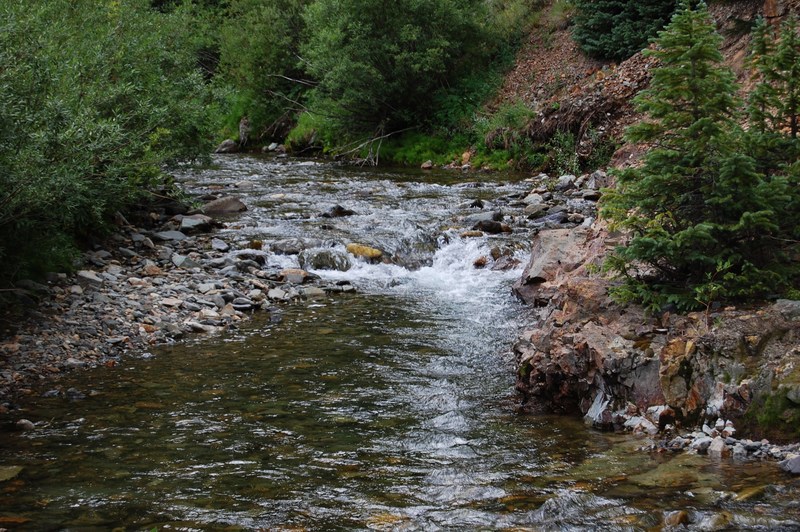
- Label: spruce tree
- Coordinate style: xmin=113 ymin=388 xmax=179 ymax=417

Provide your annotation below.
xmin=573 ymin=0 xmax=677 ymax=60
xmin=747 ymin=16 xmax=800 ymax=175
xmin=601 ymin=2 xmax=794 ymax=311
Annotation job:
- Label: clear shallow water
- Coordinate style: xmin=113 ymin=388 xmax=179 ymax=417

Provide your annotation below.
xmin=0 ymin=156 xmax=798 ymax=530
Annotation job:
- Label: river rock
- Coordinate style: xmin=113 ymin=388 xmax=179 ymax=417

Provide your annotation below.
xmin=525 ymin=204 xmax=549 ymax=217
xmin=15 ymin=419 xmax=34 ymax=431
xmin=0 ymin=465 xmax=24 ymax=481
xmin=279 ymin=268 xmax=311 ymax=284
xmin=346 ymin=243 xmax=383 ymax=261
xmin=268 ymin=288 xmax=288 ymax=300
xmin=780 ymin=455 xmax=800 ymax=474
xmin=271 ymin=238 xmax=307 ymax=255
xmin=160 ymin=297 xmax=183 ymax=308
xmin=298 ymin=249 xmax=352 ymax=271
xmin=302 ymin=286 xmax=326 ymax=298
xmin=77 ymin=270 xmax=103 ymax=287
xmin=582 ymin=190 xmax=602 ymax=201
xmin=513 ymin=227 xmax=591 ymax=301
xmin=691 ymin=436 xmax=714 ymax=452
xmin=211 ymin=238 xmax=230 ymax=252
xmin=232 ymin=297 xmax=255 ymax=311
xmin=214 ymin=139 xmax=238 ymax=153
xmin=186 ymin=320 xmax=220 ymax=334
xmin=522 ymin=193 xmax=545 ymax=206
xmin=202 ymin=196 xmax=247 ymax=215
xmin=472 ymin=220 xmax=511 ymax=234
xmin=554 ymin=174 xmax=576 ymax=191
xmin=142 ymin=261 xmax=163 ymax=276
xmin=421 ymin=160 xmax=434 ymax=170
xmin=321 ymin=205 xmax=356 ymax=218
xmin=153 ymin=230 xmax=187 ymax=242
xmin=464 ymin=211 xmax=503 ymax=224
xmin=196 ymin=283 xmax=217 ymax=294
xmin=707 ymin=436 xmax=730 ymax=458
xmin=663 ymin=510 xmax=690 ymax=527
xmin=180 ymin=214 xmax=214 ymax=233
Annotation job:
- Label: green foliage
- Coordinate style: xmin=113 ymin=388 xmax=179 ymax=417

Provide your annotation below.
xmin=747 ymin=16 xmax=800 ymax=176
xmin=300 ymin=0 xmax=491 ymax=141
xmin=379 ymin=132 xmax=470 ymax=167
xmin=573 ymin=0 xmax=677 ymax=60
xmin=0 ymin=0 xmax=212 ymax=283
xmin=747 ymin=391 xmax=800 ymax=441
xmin=216 ymin=0 xmax=309 ymax=142
xmin=600 ymin=2 xmax=800 ymax=311
xmin=547 ymin=131 xmax=581 ymax=175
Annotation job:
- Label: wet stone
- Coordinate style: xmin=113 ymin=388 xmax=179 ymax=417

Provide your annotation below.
xmin=780 ymin=455 xmax=800 ymax=475
xmin=211 ymin=238 xmax=230 ymax=252
xmin=77 ymin=270 xmax=103 ymax=286
xmin=153 ymin=230 xmax=187 ymax=242
xmin=691 ymin=436 xmax=713 ymax=453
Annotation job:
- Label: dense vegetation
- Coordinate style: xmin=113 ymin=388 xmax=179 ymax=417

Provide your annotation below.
xmin=2 ymin=0 xmax=798 ymax=311
xmin=572 ymin=0 xmax=677 ymax=60
xmin=601 ymin=4 xmax=800 ymax=311
xmin=0 ymin=0 xmax=212 ymax=283
xmin=0 ymin=0 xmax=543 ymax=286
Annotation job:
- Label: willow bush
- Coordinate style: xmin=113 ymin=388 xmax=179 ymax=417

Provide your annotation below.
xmin=0 ymin=0 xmax=212 ymax=283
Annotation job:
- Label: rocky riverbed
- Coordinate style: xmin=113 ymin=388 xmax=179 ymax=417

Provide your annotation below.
xmin=4 ymin=157 xmax=800 ymax=479
xmin=0 ymin=161 xmax=605 ymax=413
xmin=0 ymin=197 xmax=359 ymax=409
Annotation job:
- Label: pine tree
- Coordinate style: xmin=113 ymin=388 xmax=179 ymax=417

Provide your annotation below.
xmin=746 ymin=16 xmax=800 ymax=175
xmin=573 ymin=0 xmax=677 ymax=61
xmin=601 ymin=2 xmax=794 ymax=311
xmin=774 ymin=15 xmax=800 ymax=139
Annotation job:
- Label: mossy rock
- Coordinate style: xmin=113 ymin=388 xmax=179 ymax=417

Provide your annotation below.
xmin=742 ymin=391 xmax=800 ymax=442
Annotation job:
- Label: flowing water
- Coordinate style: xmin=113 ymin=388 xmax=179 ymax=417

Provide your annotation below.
xmin=1 ymin=156 xmax=799 ymax=530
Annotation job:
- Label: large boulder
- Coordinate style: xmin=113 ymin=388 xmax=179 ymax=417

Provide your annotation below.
xmin=179 ymin=214 xmax=214 ymax=233
xmin=512 ymin=227 xmax=593 ymax=304
xmin=214 ymin=139 xmax=238 ymax=153
xmin=202 ymin=196 xmax=247 ymax=215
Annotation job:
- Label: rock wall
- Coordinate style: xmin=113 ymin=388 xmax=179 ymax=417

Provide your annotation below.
xmin=512 ymin=225 xmax=800 ymax=440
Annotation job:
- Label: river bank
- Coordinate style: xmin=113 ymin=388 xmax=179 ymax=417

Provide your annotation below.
xmin=1 ymin=155 xmax=799 ymax=529
xmin=0 ymin=191 xmax=356 ymax=409
xmin=512 ymin=221 xmax=800 ymax=475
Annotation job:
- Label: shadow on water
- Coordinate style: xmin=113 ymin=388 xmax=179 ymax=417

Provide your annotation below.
xmin=0 ymin=157 xmax=798 ymax=529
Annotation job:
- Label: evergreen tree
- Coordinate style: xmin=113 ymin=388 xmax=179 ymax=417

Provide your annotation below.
xmin=746 ymin=15 xmax=800 ymax=176
xmin=601 ymin=3 xmax=795 ymax=311
xmin=774 ymin=15 xmax=800 ymax=139
xmin=573 ymin=0 xmax=677 ymax=61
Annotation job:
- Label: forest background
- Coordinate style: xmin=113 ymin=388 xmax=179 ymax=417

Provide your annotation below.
xmin=1 ymin=0 xmax=798 ymax=310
